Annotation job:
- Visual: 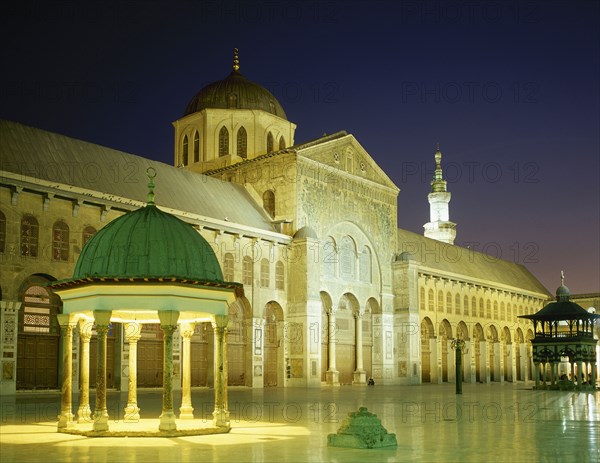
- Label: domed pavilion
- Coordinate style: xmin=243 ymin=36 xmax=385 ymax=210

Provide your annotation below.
xmin=50 ymin=169 xmax=240 ymax=435
xmin=519 ymin=272 xmax=599 ymax=390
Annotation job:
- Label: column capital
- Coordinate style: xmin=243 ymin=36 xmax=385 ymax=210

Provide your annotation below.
xmin=212 ymin=314 xmax=229 ymax=330
xmin=179 ymin=322 xmax=196 ymax=339
xmin=354 ymin=310 xmax=365 ymax=319
xmin=326 ymin=307 xmax=337 ymax=316
xmin=78 ymin=318 xmax=93 ymax=341
xmin=124 ymin=322 xmax=142 ymax=342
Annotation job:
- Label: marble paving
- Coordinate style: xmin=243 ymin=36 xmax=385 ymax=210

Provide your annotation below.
xmin=1 ymin=383 xmax=598 ymax=462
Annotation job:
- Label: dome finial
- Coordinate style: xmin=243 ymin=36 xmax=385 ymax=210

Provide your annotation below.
xmin=146 ymin=167 xmax=156 ymax=206
xmin=560 ymin=269 xmax=565 ymax=286
xmin=233 ymin=48 xmax=240 ymax=72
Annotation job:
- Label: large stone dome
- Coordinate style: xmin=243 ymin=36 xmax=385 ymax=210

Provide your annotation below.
xmin=73 ymin=204 xmax=223 ymax=282
xmin=184 ymin=66 xmax=286 ymax=119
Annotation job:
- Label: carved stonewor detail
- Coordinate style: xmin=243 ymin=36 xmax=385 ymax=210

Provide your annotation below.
xmin=328 ymin=407 xmax=397 ymax=449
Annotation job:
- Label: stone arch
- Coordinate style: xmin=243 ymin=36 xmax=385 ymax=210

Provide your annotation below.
xmin=227 ymin=295 xmax=252 ymax=386
xmin=339 ymin=236 xmax=357 ymax=281
xmin=487 ymin=325 xmax=499 ymax=381
xmin=439 ymin=319 xmax=452 ymax=382
xmin=322 ymin=237 xmax=337 ymax=278
xmin=264 ymin=301 xmax=284 ymax=387
xmin=515 ymin=327 xmax=525 ymax=381
xmin=320 ymin=291 xmax=333 ymax=381
xmin=473 ymin=323 xmax=484 ymax=382
xmin=336 ymin=293 xmax=359 ymax=384
xmin=503 ymin=326 xmax=512 ymax=381
xmin=17 ymin=274 xmax=60 ymax=390
xmin=421 ymin=317 xmax=435 ymax=383
xmin=457 ymin=321 xmax=469 ymax=381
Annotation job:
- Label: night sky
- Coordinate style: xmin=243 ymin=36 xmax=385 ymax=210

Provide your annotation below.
xmin=1 ymin=1 xmax=598 ymax=294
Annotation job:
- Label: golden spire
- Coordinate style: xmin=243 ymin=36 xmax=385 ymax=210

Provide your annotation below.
xmin=146 ymin=167 xmax=156 ymax=206
xmin=233 ymin=48 xmax=240 ymax=72
xmin=431 ymin=144 xmax=446 ymax=192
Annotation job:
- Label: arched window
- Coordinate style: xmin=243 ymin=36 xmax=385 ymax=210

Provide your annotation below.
xmin=464 ymin=295 xmax=469 ymax=315
xmin=266 ymin=132 xmax=274 ymax=153
xmin=500 ymin=302 xmax=506 ymax=321
xmin=219 ymin=127 xmax=229 ymax=157
xmin=53 ymin=220 xmax=69 ymax=261
xmin=0 ymin=210 xmax=6 ymax=253
xmin=507 ymin=303 xmax=512 ymax=320
xmin=237 ymin=126 xmax=247 ymax=158
xmin=486 ymin=300 xmax=492 ymax=318
xmin=339 ymin=236 xmax=355 ymax=280
xmin=242 ymin=256 xmax=253 ymax=285
xmin=359 ymin=246 xmax=371 ymax=283
xmin=479 ymin=298 xmax=485 ymax=318
xmin=182 ymin=135 xmax=189 ymax=166
xmin=21 ymin=284 xmax=58 ymax=334
xmin=193 ymin=131 xmax=200 ymax=163
xmin=82 ymin=226 xmax=96 ymax=246
xmin=428 ymin=289 xmax=434 ymax=311
xmin=323 ymin=237 xmax=337 ymax=277
xmin=263 ymin=190 xmax=275 ymax=218
xmin=21 ymin=215 xmax=39 ymax=257
xmin=420 ymin=287 xmax=425 ymax=311
xmin=275 ymin=261 xmax=285 ymax=290
xmin=437 ymin=290 xmax=444 ymax=312
xmin=455 ymin=294 xmax=461 ymax=314
xmin=260 ymin=258 xmax=270 ymax=287
xmin=471 ymin=297 xmax=477 ymax=317
xmin=446 ymin=292 xmax=453 ymax=314
xmin=493 ymin=301 xmax=499 ymax=320
xmin=279 ymin=136 xmax=286 ymax=150
xmin=224 ymin=253 xmax=235 ymax=281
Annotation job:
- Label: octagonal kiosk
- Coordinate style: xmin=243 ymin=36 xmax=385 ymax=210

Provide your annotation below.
xmin=50 ymin=169 xmax=239 ymax=436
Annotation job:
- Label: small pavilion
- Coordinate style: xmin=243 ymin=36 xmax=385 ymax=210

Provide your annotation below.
xmin=519 ymin=272 xmax=599 ymax=390
xmin=50 ymin=169 xmax=240 ymax=435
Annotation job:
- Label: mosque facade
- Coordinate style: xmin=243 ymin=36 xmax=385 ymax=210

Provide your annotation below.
xmin=0 ymin=52 xmax=597 ymax=395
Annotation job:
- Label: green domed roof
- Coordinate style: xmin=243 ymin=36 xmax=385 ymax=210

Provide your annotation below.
xmin=74 ymin=204 xmax=223 ymax=282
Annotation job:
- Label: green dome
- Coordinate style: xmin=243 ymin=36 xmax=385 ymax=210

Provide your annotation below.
xmin=184 ymin=70 xmax=287 ymax=120
xmin=74 ymin=205 xmax=223 ymax=282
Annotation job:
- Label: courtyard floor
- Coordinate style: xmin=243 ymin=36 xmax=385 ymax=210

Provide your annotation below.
xmin=1 ymin=382 xmax=598 ymax=462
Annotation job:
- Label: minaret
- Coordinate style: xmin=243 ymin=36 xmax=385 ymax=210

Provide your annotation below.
xmin=423 ymin=145 xmax=456 ymax=244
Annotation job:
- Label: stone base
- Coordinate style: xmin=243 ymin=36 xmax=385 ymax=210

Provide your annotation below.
xmin=93 ymin=414 xmax=109 ymax=432
xmin=326 ymin=370 xmax=339 ymax=386
xmin=57 ymin=411 xmax=74 ymax=429
xmin=212 ymin=409 xmax=230 ymax=427
xmin=159 ymin=411 xmax=177 ymax=431
xmin=353 ymin=370 xmax=367 ymax=385
xmin=179 ymin=405 xmax=194 ymax=420
xmin=77 ymin=405 xmax=92 ymax=423
xmin=58 ymin=418 xmax=230 ymax=437
xmin=124 ymin=404 xmax=141 ymax=422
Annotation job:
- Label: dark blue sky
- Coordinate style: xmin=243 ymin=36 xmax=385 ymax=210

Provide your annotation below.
xmin=1 ymin=1 xmax=598 ymax=294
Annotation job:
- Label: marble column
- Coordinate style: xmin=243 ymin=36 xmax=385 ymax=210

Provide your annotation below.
xmin=591 ymin=362 xmax=597 ymax=387
xmin=212 ymin=315 xmax=230 ymax=428
xmin=534 ymin=362 xmax=540 ymax=388
xmin=57 ymin=315 xmax=76 ymax=429
xmin=77 ymin=320 xmax=93 ymax=422
xmin=179 ymin=322 xmax=196 ymax=419
xmin=353 ymin=311 xmax=366 ymax=384
xmin=159 ymin=310 xmax=179 ymax=432
xmin=326 ymin=308 xmax=339 ymax=385
xmin=576 ymin=360 xmax=583 ymax=389
xmin=93 ymin=311 xmax=112 ymax=432
xmin=124 ymin=322 xmax=141 ymax=422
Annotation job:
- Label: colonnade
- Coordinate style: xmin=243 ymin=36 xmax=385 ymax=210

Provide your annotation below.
xmin=56 ymin=312 xmax=229 ymax=432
